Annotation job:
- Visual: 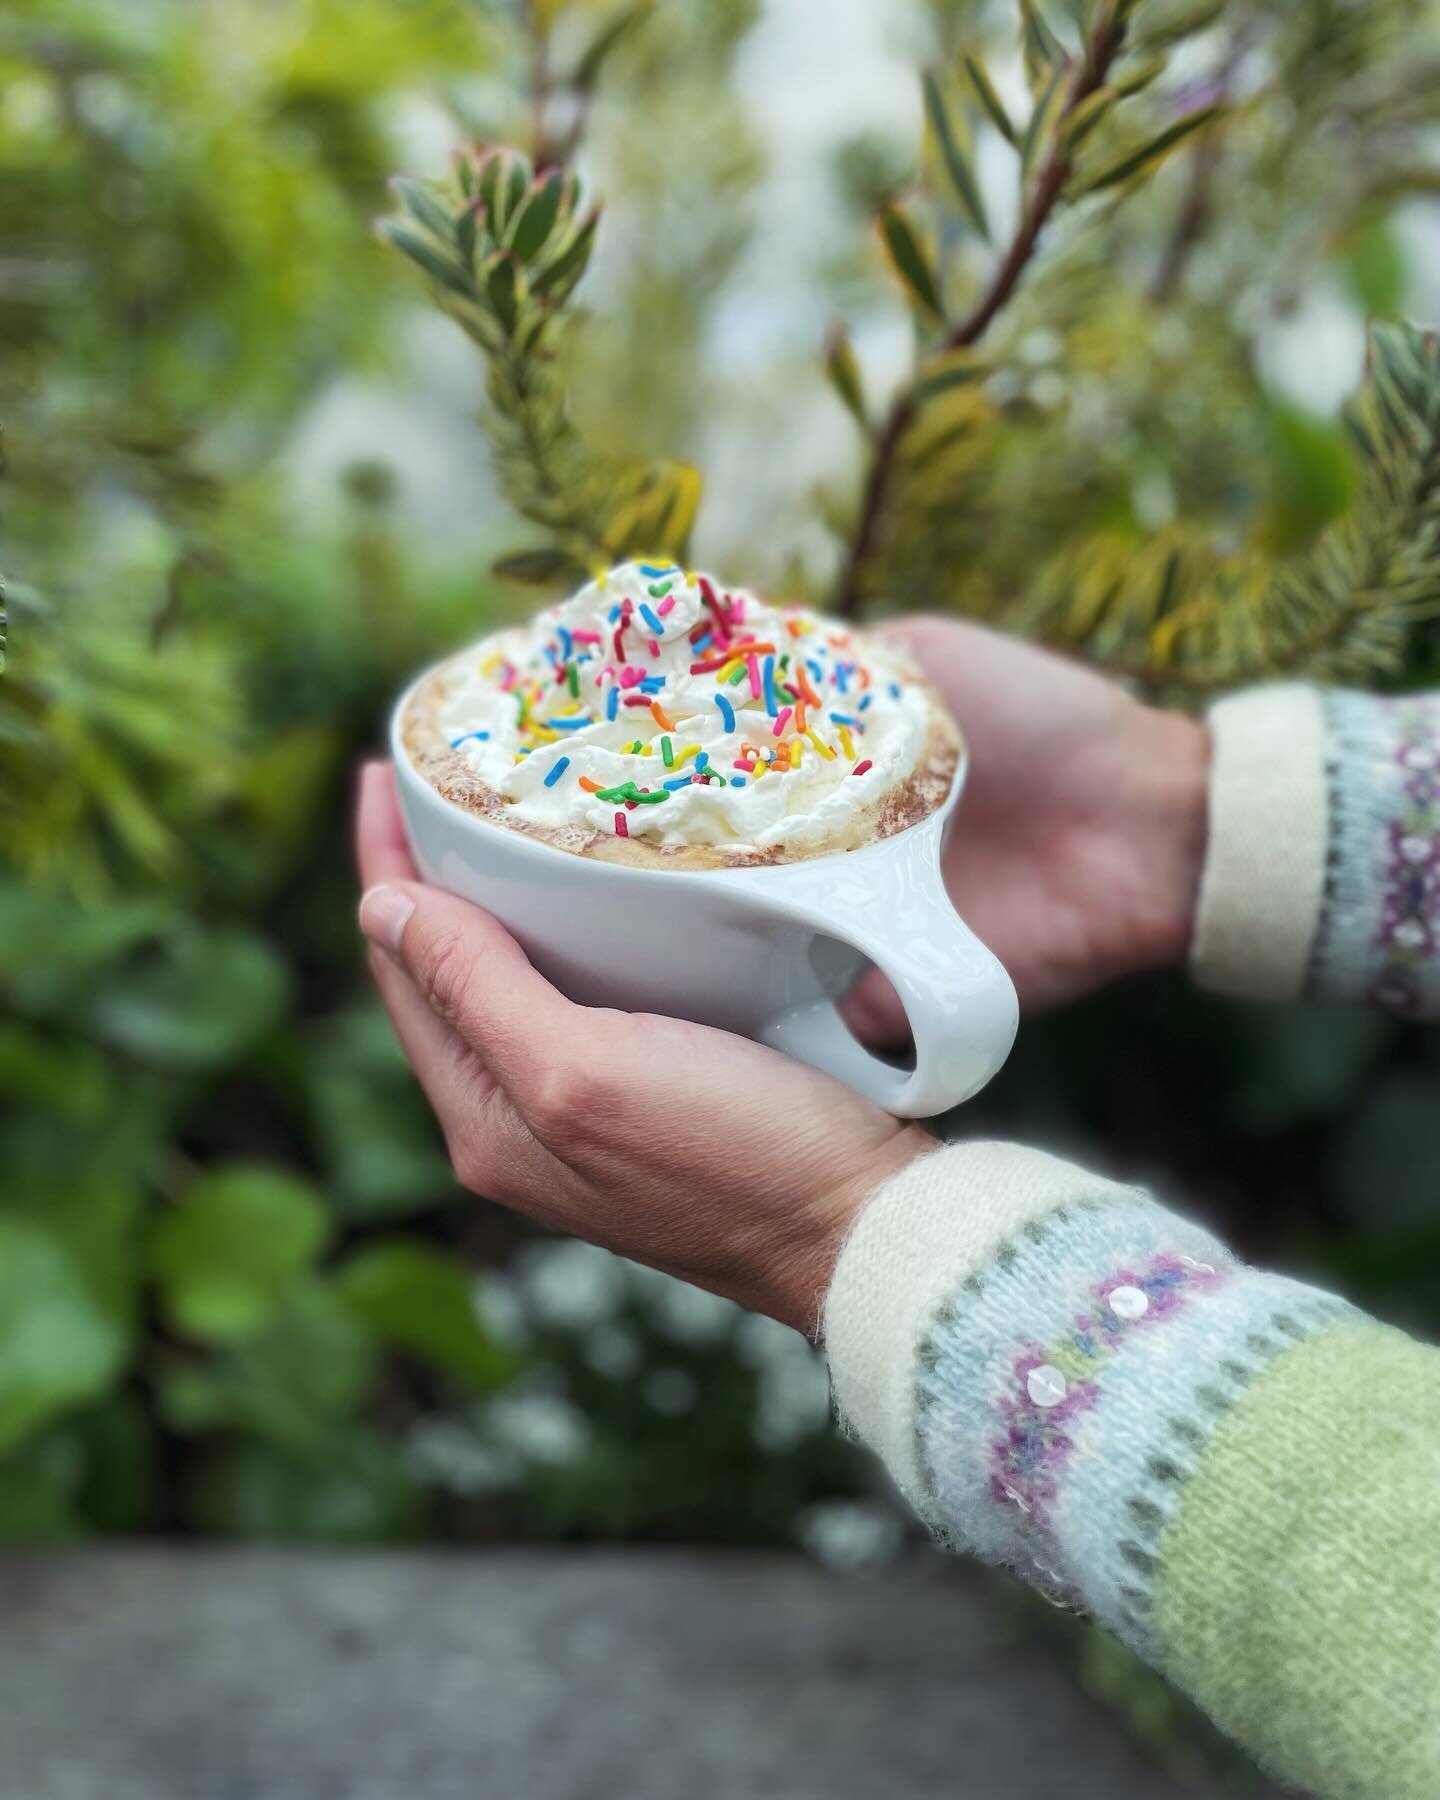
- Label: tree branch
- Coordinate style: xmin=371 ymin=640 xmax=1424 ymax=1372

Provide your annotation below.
xmin=832 ymin=11 xmax=1128 ymax=619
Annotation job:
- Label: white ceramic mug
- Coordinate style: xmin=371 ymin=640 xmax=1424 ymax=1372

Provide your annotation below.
xmin=391 ymin=680 xmax=1018 ymax=1118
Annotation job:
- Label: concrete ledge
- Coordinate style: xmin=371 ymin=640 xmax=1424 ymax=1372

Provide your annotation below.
xmin=0 ymin=1547 xmax=1281 ymax=1799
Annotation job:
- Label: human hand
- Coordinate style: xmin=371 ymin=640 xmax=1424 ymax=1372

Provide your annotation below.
xmin=847 ymin=618 xmax=1210 ymax=1041
xmin=355 ymin=763 xmax=933 ymax=1336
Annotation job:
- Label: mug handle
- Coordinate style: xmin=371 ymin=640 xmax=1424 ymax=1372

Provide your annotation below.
xmin=755 ymin=817 xmax=1018 ymax=1118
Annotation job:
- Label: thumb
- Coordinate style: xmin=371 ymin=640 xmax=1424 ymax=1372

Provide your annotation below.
xmin=358 ymin=880 xmax=574 ymax=1088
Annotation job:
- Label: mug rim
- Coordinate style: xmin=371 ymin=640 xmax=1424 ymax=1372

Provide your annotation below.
xmin=389 ymin=661 xmax=966 ymax=888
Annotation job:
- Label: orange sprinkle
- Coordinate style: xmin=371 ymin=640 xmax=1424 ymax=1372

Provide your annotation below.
xmin=650 ymin=700 xmax=676 ymax=732
xmin=579 ymin=776 xmax=602 ymax=792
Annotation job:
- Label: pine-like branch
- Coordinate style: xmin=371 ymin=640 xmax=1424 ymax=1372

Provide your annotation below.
xmin=1008 ymin=323 xmax=1440 ymax=693
xmin=379 ymin=146 xmax=699 ymax=585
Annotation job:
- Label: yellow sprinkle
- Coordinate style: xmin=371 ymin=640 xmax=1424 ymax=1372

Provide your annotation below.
xmin=639 ymin=743 xmax=652 ymax=756
xmin=839 ymin=724 xmax=856 ymax=760
xmin=596 ymin=569 xmax=609 ymax=590
xmin=672 ymin=743 xmax=702 ymax=768
xmin=805 ymin=728 xmax=836 ymax=761
xmin=513 ymin=753 xmax=525 ymax=764
xmin=790 ymin=739 xmax=804 ymax=766
xmin=717 ymin=655 xmax=746 ymax=683
xmin=480 ymin=654 xmax=503 ymax=676
xmin=752 ymin=758 xmax=768 ymax=779
xmin=529 ymin=727 xmax=560 ymax=745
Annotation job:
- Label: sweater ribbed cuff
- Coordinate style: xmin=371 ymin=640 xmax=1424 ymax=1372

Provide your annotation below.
xmin=1189 ymin=684 xmax=1328 ymax=1002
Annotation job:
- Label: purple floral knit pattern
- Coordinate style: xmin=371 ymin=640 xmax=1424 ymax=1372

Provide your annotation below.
xmin=989 ymin=1253 xmax=1228 ymax=1547
xmin=1311 ymin=693 xmax=1440 ymax=1014
xmin=1367 ymin=702 xmax=1440 ymax=1013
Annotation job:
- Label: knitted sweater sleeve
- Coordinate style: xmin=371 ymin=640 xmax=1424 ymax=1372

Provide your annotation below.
xmin=823 ymin=1141 xmax=1440 ymax=1800
xmin=1191 ymin=683 xmax=1440 ymax=1012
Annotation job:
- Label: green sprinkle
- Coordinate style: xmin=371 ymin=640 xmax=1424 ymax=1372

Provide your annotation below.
xmin=661 ymin=735 xmax=674 ymax=767
xmin=567 ymin=662 xmax=579 ymax=698
xmin=648 ymin=581 xmax=674 ymax=599
xmin=595 ymin=782 xmax=637 ymax=803
xmin=630 ymin=787 xmax=669 ymax=804
xmin=727 ymin=662 xmax=747 ymax=686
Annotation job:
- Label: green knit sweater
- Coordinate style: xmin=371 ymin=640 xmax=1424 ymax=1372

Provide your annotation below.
xmin=822 ymin=687 xmax=1440 ymax=1800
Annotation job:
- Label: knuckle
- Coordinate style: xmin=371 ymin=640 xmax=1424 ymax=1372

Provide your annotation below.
xmin=418 ymin=927 xmax=473 ymax=1027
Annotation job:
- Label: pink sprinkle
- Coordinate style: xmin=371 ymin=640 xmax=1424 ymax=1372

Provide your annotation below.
xmin=656 ymin=595 xmax=675 ymax=616
xmin=852 ymin=759 xmax=873 ymax=777
xmin=594 ymin=664 xmax=614 ymax=687
xmin=733 ymin=758 xmax=756 ymax=771
xmin=747 ymin=653 xmax=761 ymax=699
xmin=772 ymin=707 xmax=792 ymax=736
xmin=620 ymin=666 xmax=642 ymax=688
xmin=731 ymin=593 xmax=746 ymax=622
xmin=648 ymin=638 xmax=661 ymax=657
xmin=614 ymin=811 xmax=628 ymax=837
xmin=572 ymin=629 xmax=600 ymax=643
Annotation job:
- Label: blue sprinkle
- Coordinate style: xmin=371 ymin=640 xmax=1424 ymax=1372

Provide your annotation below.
xmin=714 ymin=694 xmax=735 ymax=733
xmin=449 ymin=731 xmax=490 ymax=747
xmin=730 ymin=776 xmax=746 ymax=787
xmin=695 ymin=752 xmax=710 ymax=772
xmin=640 ymin=676 xmax=666 ymax=693
xmin=608 ymin=604 xmax=622 ymax=622
xmin=807 ymin=659 xmax=824 ymax=682
xmin=638 ymin=603 xmax=665 ymax=635
xmin=639 ymin=562 xmax=676 ymax=578
xmin=544 ymin=756 xmax=570 ymax=788
xmin=888 ymin=681 xmax=901 ymax=699
xmin=557 ymin=626 xmax=572 ymax=661
xmin=606 ymin=685 xmax=620 ymax=722
xmin=692 ymin=632 xmax=713 ymax=654
xmin=546 ymin=716 xmax=589 ymax=730
xmin=517 ymin=746 xmax=532 ymax=755
xmin=859 ymin=694 xmax=873 ymax=712
xmin=762 ymin=654 xmax=779 ymax=716
xmin=829 ymin=711 xmax=860 ymax=727
xmin=662 ymin=775 xmax=693 ymax=791
xmin=834 ymin=665 xmax=850 ymax=694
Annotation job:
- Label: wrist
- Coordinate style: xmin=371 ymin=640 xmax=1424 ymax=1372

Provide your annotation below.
xmin=770 ymin=1124 xmax=938 ymax=1338
xmin=1119 ymin=703 xmax=1211 ymax=978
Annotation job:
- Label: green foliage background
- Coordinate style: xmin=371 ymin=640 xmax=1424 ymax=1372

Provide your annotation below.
xmin=5 ymin=0 xmax=1440 ymax=1778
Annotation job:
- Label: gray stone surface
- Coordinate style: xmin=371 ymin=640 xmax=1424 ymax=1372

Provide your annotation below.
xmin=0 ymin=1548 xmax=1276 ymax=1800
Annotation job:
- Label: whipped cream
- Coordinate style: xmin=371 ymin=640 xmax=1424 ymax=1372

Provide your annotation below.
xmin=431 ymin=562 xmax=933 ymax=855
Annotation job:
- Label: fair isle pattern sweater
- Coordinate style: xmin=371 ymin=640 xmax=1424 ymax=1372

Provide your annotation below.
xmin=824 ymin=689 xmax=1440 ymax=1800
xmin=1192 ymin=683 xmax=1440 ymax=1010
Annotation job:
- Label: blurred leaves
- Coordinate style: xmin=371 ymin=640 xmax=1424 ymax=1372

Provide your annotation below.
xmin=337 ymin=1242 xmax=516 ymax=1387
xmin=150 ymin=1166 xmax=331 ymax=1343
xmin=87 ymin=930 xmax=290 ymax=1071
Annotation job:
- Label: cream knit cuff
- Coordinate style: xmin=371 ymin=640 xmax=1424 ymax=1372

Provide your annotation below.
xmin=1189 ymin=684 xmax=1329 ymax=1002
xmin=821 ymin=1140 xmax=1140 ymax=1512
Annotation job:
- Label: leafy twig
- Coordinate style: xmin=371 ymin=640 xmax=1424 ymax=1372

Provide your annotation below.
xmin=832 ymin=9 xmax=1129 ymax=619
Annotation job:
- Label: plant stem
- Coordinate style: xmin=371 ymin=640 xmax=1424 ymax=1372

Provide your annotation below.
xmin=832 ymin=11 xmax=1127 ymax=620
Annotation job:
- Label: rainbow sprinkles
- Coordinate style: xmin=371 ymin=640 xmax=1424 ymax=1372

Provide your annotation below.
xmin=422 ymin=561 xmax=951 ymax=862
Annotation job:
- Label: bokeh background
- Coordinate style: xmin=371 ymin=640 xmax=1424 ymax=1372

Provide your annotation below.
xmin=5 ymin=0 xmax=1440 ymax=1785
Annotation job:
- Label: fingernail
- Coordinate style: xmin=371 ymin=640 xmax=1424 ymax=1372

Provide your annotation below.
xmin=359 ymin=884 xmax=415 ymax=953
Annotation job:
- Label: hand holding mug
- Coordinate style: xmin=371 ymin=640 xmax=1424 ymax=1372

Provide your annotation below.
xmin=357 ymin=763 xmax=932 ymax=1335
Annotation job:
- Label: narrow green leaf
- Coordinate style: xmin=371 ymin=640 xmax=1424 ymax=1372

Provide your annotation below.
xmin=391 ymin=176 xmax=454 ymax=242
xmin=492 ymin=546 xmax=586 ymax=585
xmin=376 ymin=218 xmax=473 ymax=298
xmin=1021 ymin=1 xmax=1069 ymax=89
xmin=915 ymin=346 xmax=987 ymax=401
xmin=475 ymin=147 xmax=505 ymax=217
xmin=1112 ymin=51 xmax=1167 ymax=96
xmin=1061 ymin=86 xmax=1115 ymax=153
xmin=824 ymin=324 xmax=866 ymax=425
xmin=573 ymin=1 xmax=652 ymax=88
xmin=531 ymin=208 xmax=601 ymax=302
xmin=877 ymin=204 xmax=945 ymax=322
xmin=1081 ymin=104 xmax=1224 ymax=193
xmin=455 ymin=200 xmax=479 ymax=268
xmin=1021 ymin=62 xmax=1068 ymax=182
xmin=508 ymin=169 xmax=565 ymax=262
xmin=964 ymin=53 xmax=1018 ymax=145
xmin=922 ymin=72 xmax=989 ymax=239
xmin=484 ymin=253 xmax=519 ymax=330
